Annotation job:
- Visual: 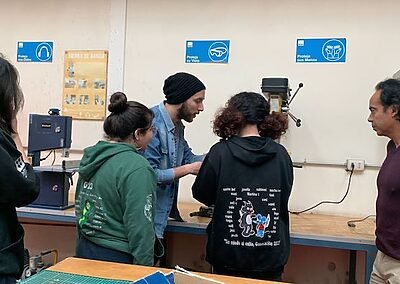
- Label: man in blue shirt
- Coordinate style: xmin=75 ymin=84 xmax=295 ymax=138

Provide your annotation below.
xmin=145 ymin=72 xmax=206 ymax=239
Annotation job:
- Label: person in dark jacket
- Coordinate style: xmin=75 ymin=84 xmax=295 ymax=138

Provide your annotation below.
xmin=192 ymin=92 xmax=293 ymax=281
xmin=0 ymin=54 xmax=40 ymax=283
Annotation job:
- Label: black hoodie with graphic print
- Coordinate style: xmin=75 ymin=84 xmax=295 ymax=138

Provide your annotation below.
xmin=192 ymin=136 xmax=293 ymax=274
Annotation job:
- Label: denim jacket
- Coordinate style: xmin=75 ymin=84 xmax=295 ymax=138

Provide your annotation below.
xmin=144 ymin=102 xmax=203 ymax=237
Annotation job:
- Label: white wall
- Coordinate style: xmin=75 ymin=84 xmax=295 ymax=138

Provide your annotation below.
xmin=3 ymin=0 xmax=399 ymax=217
xmin=123 ymin=0 xmax=400 ymax=216
xmin=0 ymin=0 xmax=112 ymax=149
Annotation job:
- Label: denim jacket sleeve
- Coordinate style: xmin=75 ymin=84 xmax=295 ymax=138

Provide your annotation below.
xmin=145 ymin=127 xmax=175 ymax=184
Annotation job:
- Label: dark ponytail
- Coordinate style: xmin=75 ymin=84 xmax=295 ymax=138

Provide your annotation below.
xmin=103 ymin=92 xmax=153 ymax=140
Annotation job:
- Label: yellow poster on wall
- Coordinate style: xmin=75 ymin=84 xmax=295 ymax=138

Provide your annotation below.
xmin=62 ymin=50 xmax=108 ymax=120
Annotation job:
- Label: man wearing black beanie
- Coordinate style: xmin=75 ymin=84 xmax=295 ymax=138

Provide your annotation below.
xmin=144 ymin=72 xmax=206 ymax=243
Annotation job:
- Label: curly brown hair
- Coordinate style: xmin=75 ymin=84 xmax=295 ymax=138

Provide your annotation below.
xmin=213 ymin=92 xmax=288 ymax=140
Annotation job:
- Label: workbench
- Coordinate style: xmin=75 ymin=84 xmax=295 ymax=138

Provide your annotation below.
xmin=22 ymin=257 xmax=281 ymax=283
xmin=17 ymin=203 xmax=376 ymax=283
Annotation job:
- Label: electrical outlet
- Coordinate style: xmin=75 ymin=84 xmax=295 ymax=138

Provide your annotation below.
xmin=346 ymin=159 xmax=365 ymax=171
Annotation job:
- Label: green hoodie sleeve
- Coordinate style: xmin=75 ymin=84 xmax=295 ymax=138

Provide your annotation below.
xmin=120 ymin=165 xmax=156 ymax=266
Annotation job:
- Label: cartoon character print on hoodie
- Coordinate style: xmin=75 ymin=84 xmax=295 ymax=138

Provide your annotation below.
xmin=222 ymin=186 xmax=282 ymax=249
xmin=239 ymin=200 xmax=255 ymax=237
xmin=255 ymin=213 xmax=271 ymax=238
xmin=239 ymin=200 xmax=272 ymax=239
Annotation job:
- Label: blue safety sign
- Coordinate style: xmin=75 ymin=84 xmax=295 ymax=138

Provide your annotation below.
xmin=186 ymin=40 xmax=230 ymax=64
xmin=296 ymin=38 xmax=346 ymax=63
xmin=17 ymin=41 xmax=53 ymax=62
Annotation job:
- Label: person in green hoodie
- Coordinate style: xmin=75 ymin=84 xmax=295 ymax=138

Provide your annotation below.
xmin=75 ymin=92 xmax=157 ymax=266
xmin=192 ymin=92 xmax=293 ymax=281
xmin=0 ymin=54 xmax=39 ymax=284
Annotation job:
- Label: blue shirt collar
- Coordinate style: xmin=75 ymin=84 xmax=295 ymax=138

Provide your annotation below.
xmin=158 ymin=101 xmax=184 ymax=132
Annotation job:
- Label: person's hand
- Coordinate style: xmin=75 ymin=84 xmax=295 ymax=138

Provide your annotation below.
xmin=174 ymin=161 xmax=203 ymax=179
xmin=188 ymin=161 xmax=202 ymax=175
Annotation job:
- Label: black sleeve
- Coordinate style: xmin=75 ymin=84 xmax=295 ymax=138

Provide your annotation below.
xmin=280 ymin=150 xmax=294 ymax=215
xmin=191 ymin=154 xmax=218 ymax=207
xmin=287 ymin=156 xmax=294 ymax=197
xmin=0 ymin=146 xmax=39 ymax=207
